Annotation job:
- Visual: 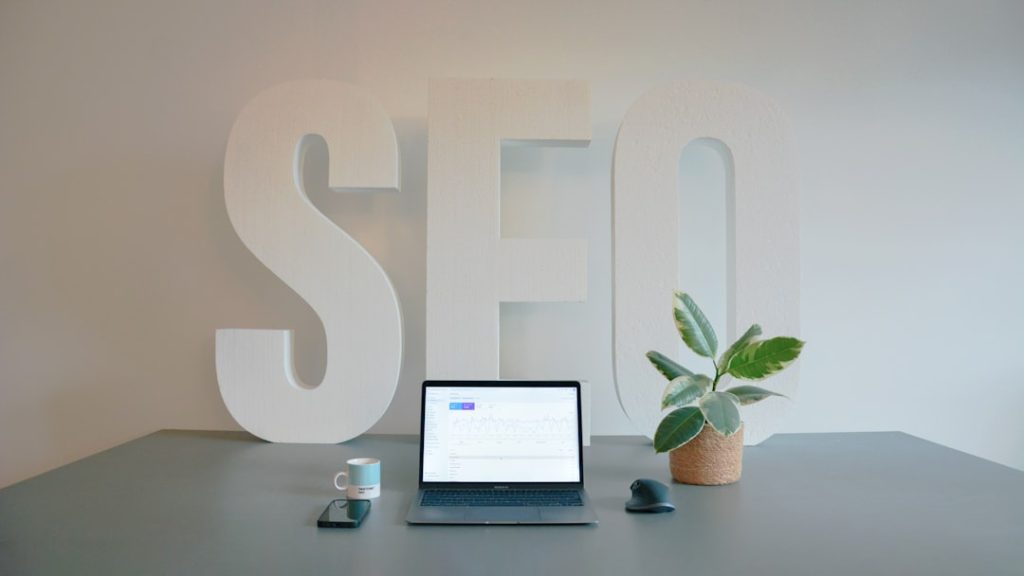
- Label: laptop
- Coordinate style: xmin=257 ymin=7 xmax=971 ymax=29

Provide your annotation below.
xmin=406 ymin=381 xmax=598 ymax=525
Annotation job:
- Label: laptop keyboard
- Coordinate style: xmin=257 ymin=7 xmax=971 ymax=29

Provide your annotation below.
xmin=421 ymin=489 xmax=583 ymax=507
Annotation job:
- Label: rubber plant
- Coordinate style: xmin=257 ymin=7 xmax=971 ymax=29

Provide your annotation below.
xmin=648 ymin=291 xmax=805 ymax=453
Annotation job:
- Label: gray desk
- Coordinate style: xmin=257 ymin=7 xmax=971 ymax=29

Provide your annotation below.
xmin=1 ymin=431 xmax=1022 ymax=575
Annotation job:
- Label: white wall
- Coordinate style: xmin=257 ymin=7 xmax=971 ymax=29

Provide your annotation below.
xmin=2 ymin=0 xmax=1022 ymax=488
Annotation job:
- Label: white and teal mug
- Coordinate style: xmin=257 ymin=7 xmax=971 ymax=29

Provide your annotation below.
xmin=333 ymin=458 xmax=381 ymax=500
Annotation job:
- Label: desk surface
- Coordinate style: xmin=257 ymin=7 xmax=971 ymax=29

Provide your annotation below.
xmin=2 ymin=430 xmax=1022 ymax=575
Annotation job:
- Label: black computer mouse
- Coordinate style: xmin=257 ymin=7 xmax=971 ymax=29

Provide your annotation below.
xmin=625 ymin=478 xmax=675 ymax=513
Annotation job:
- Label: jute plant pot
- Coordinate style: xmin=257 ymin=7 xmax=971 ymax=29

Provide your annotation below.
xmin=669 ymin=423 xmax=744 ymax=485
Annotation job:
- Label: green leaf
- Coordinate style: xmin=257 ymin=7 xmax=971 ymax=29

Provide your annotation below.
xmin=654 ymin=406 xmax=705 ymax=453
xmin=673 ymin=291 xmax=718 ymax=358
xmin=699 ymin=391 xmax=742 ymax=437
xmin=725 ymin=384 xmax=787 ymax=406
xmin=726 ymin=337 xmax=805 ymax=380
xmin=662 ymin=374 xmax=711 ymax=409
xmin=718 ymin=324 xmax=762 ymax=372
xmin=646 ymin=350 xmax=694 ymax=381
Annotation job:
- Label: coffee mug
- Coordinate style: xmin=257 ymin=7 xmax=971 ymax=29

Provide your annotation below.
xmin=333 ymin=457 xmax=381 ymax=500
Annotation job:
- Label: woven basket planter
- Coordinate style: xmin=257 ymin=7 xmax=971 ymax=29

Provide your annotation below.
xmin=669 ymin=423 xmax=744 ymax=485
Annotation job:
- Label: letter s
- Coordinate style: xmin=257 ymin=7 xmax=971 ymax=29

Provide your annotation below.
xmin=217 ymin=80 xmax=402 ymax=443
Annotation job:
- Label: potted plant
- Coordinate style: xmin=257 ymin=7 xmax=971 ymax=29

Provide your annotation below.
xmin=648 ymin=291 xmax=804 ymax=485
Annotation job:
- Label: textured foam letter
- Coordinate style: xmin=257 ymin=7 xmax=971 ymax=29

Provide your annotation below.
xmin=218 ymin=80 xmax=402 ymax=443
xmin=426 ymin=79 xmax=589 ymax=378
xmin=613 ymin=82 xmax=799 ymax=444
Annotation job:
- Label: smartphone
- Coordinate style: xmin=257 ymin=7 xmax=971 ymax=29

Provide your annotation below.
xmin=318 ymin=499 xmax=371 ymax=528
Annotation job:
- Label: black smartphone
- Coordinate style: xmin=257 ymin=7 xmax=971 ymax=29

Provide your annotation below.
xmin=318 ymin=499 xmax=371 ymax=528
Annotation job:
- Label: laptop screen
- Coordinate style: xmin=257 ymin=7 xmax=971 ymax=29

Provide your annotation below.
xmin=420 ymin=383 xmax=582 ymax=484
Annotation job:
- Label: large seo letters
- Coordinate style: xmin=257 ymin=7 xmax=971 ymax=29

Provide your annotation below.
xmin=218 ymin=78 xmax=798 ymax=445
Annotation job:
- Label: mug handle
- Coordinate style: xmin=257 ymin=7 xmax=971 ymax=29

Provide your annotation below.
xmin=334 ymin=471 xmax=348 ymax=491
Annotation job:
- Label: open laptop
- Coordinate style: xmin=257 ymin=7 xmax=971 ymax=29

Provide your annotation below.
xmin=406 ymin=381 xmax=598 ymax=525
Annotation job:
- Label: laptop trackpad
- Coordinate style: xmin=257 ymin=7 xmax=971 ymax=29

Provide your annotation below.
xmin=466 ymin=507 xmax=542 ymax=524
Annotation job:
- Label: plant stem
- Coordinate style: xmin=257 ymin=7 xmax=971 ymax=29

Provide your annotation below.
xmin=711 ymin=359 xmax=721 ymax=391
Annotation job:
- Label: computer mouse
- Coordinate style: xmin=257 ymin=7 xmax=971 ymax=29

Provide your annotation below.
xmin=625 ymin=478 xmax=675 ymax=513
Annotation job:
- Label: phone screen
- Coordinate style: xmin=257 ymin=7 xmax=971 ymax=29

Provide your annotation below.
xmin=318 ymin=499 xmax=371 ymax=528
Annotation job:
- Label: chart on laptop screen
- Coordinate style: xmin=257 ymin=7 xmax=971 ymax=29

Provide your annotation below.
xmin=422 ymin=386 xmax=580 ymax=483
